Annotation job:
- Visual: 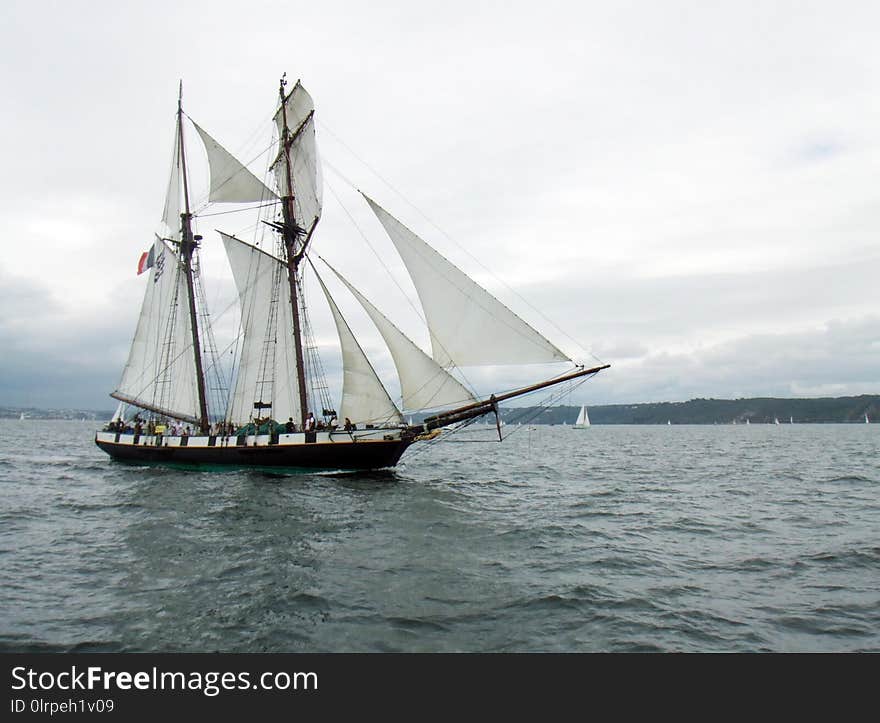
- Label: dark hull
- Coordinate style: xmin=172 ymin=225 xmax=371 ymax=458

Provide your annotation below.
xmin=95 ymin=436 xmax=413 ymax=471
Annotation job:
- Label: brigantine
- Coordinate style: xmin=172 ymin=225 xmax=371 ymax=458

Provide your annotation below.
xmin=95 ymin=77 xmax=609 ymax=470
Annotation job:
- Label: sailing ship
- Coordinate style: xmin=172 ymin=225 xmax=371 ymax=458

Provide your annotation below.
xmin=94 ymin=77 xmax=608 ymax=471
xmin=572 ymin=405 xmax=590 ymax=429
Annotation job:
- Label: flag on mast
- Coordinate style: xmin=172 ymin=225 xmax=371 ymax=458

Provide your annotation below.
xmin=137 ymin=245 xmax=156 ymax=275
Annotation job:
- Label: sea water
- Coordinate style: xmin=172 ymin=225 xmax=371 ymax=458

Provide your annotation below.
xmin=0 ymin=420 xmax=877 ymax=652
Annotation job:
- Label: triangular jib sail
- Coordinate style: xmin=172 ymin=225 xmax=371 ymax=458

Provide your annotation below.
xmin=321 ymin=259 xmax=477 ymax=412
xmin=312 ymin=265 xmax=403 ymax=427
xmin=363 ymin=195 xmax=571 ymax=368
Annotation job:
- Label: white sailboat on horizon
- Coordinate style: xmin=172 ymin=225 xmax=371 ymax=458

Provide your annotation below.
xmin=573 ymin=405 xmax=590 ymax=429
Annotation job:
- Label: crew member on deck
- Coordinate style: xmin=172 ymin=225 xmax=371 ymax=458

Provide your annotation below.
xmin=285 ymin=417 xmax=296 ymax=433
xmin=304 ymin=412 xmax=315 ymax=432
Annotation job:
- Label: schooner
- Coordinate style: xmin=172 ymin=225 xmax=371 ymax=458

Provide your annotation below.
xmin=95 ymin=77 xmax=609 ymax=470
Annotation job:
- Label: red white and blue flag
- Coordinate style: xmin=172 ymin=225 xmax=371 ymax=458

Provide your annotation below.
xmin=137 ymin=245 xmax=156 ymax=275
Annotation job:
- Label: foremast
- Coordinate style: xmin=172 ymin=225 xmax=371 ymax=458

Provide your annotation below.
xmin=176 ymin=86 xmax=210 ymax=433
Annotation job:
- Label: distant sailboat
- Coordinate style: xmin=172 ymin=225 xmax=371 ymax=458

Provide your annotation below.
xmin=746 ymin=419 xmax=750 ymax=425
xmin=667 ymin=420 xmax=671 ymax=425
xmin=774 ymin=417 xmax=780 ymax=425
xmin=573 ymin=405 xmax=590 ymax=429
xmin=19 ymin=412 xmax=26 ymax=421
xmin=790 ymin=416 xmax=793 ymax=424
xmin=866 ymin=413 xmax=870 ymax=424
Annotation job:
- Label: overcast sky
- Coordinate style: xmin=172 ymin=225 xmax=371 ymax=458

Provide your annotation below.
xmin=1 ymin=0 xmax=878 ymax=411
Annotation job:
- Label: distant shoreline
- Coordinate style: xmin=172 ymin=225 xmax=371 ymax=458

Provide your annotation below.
xmin=499 ymin=394 xmax=879 ymax=426
xmin=3 ymin=394 xmax=877 ymax=425
xmin=0 ymin=394 xmax=880 ymax=425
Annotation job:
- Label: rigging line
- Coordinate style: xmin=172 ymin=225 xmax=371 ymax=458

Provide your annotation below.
xmin=409 ymin=377 xmax=588 ymax=453
xmin=196 ymin=201 xmax=279 ymax=218
xmin=322 ymin=170 xmax=479 ymax=396
xmin=494 ymin=377 xmax=593 ymax=442
xmin=318 ymin=120 xmax=602 ymax=366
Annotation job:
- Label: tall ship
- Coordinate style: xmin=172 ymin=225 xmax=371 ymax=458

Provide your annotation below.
xmin=95 ymin=77 xmax=608 ymax=470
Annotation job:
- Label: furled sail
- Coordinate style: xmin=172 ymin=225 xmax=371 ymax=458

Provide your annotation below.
xmin=113 ymin=239 xmax=201 ymax=424
xmin=191 ymin=120 xmax=277 ymax=204
xmin=271 ymin=81 xmax=323 ymax=231
xmin=312 ymin=268 xmax=403 ymax=426
xmin=364 ymin=195 xmax=570 ymax=368
xmin=322 ymin=260 xmax=477 ymax=412
xmin=220 ymin=232 xmax=303 ymax=425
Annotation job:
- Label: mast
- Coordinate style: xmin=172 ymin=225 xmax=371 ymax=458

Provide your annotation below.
xmin=176 ymin=84 xmax=210 ymax=433
xmin=277 ymin=75 xmax=310 ymax=423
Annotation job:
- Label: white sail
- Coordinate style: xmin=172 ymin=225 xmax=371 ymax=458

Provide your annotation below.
xmin=113 ymin=239 xmax=201 ymax=423
xmin=220 ymin=232 xmax=303 ymax=426
xmin=313 ymin=268 xmax=403 ymax=427
xmin=192 ymin=120 xmax=277 ymax=204
xmin=323 ymin=260 xmax=477 ymax=412
xmin=272 ymin=82 xmax=323 ymax=231
xmin=162 ymin=128 xmax=182 ymax=239
xmin=573 ymin=405 xmax=590 ymax=428
xmin=364 ymin=196 xmax=570 ymax=368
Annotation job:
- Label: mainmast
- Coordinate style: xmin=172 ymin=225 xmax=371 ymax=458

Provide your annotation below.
xmin=176 ymin=84 xmax=210 ymax=433
xmin=277 ymin=75 xmax=310 ymax=424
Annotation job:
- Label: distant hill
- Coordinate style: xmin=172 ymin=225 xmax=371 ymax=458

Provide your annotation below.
xmin=0 ymin=407 xmax=111 ymax=421
xmin=499 ymin=395 xmax=880 ymax=425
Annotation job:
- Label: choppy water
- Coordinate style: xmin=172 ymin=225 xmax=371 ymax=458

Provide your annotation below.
xmin=0 ymin=419 xmax=877 ymax=652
